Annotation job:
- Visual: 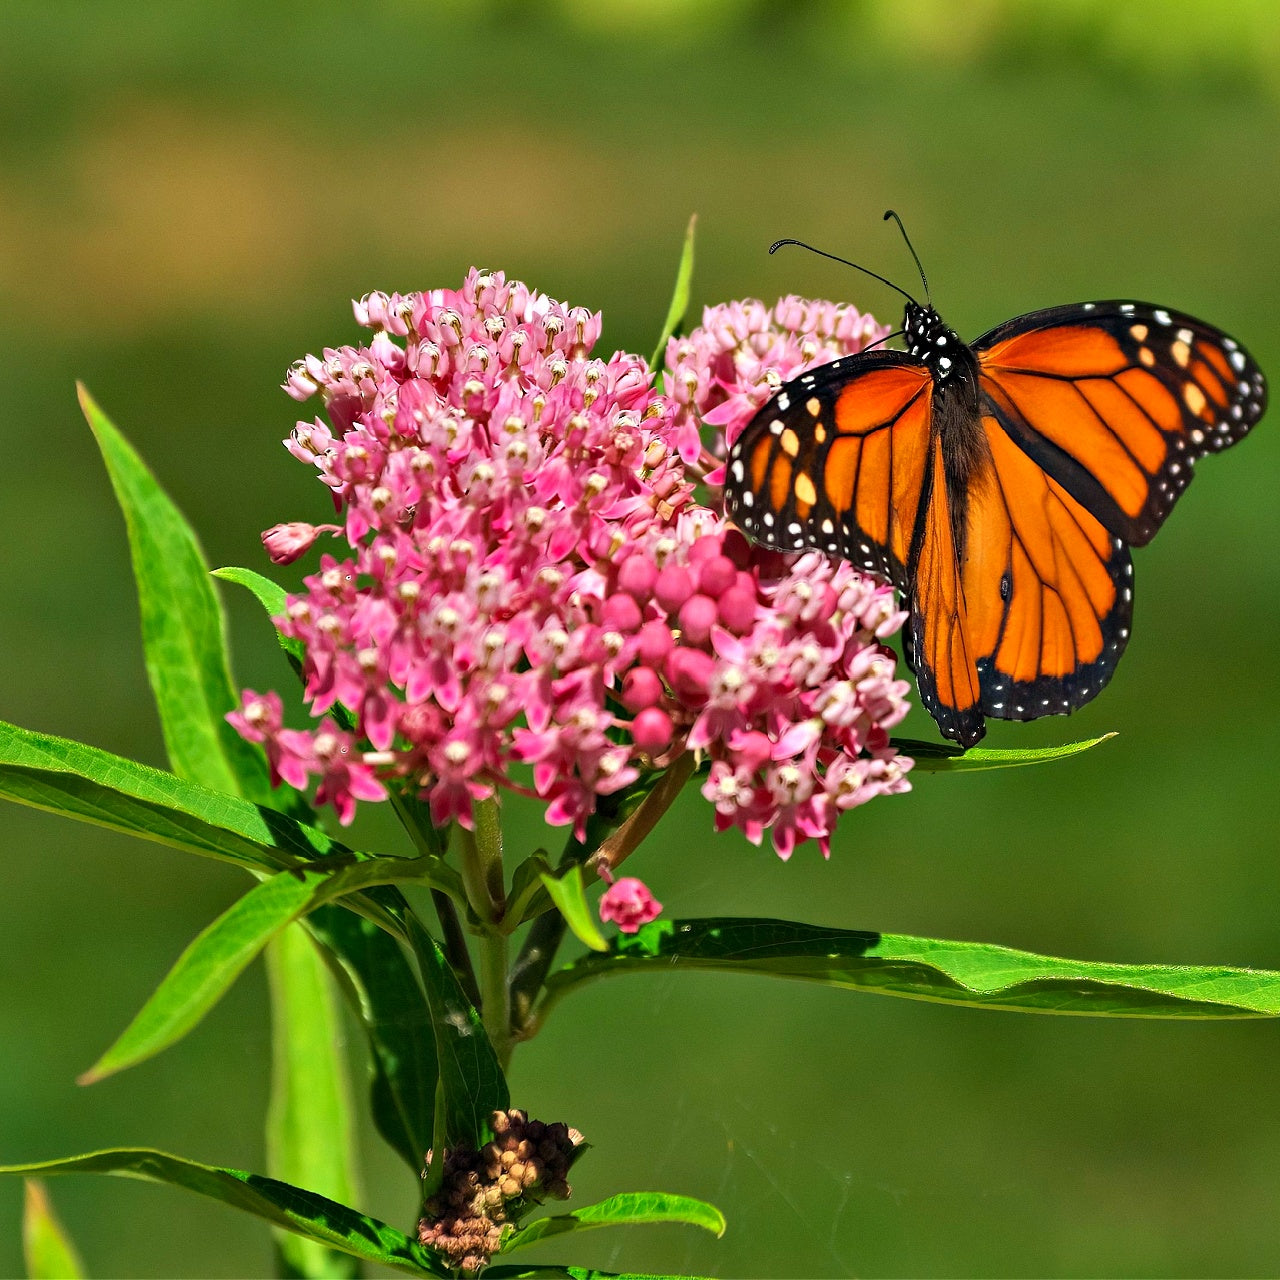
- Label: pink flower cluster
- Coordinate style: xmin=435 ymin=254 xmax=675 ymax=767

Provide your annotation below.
xmin=232 ymin=270 xmax=914 ymax=856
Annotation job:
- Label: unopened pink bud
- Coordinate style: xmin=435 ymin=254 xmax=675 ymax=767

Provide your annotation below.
xmin=601 ymin=593 xmax=642 ymax=633
xmin=654 ymin=564 xmax=695 ymax=613
xmin=620 ymin=667 xmax=664 ymax=710
xmin=696 ymin=555 xmax=738 ymax=597
xmin=717 ymin=586 xmax=757 ymax=634
xmin=678 ymin=594 xmax=717 ymax=646
xmin=631 ymin=707 xmax=674 ymax=753
xmin=686 ymin=534 xmax=723 ymax=565
xmin=635 ymin=620 xmax=674 ymax=666
xmin=666 ymin=646 xmax=715 ymax=699
xmin=617 ymin=555 xmax=657 ymax=599
xmin=262 ymin=522 xmax=320 ymax=565
xmin=598 ymin=876 xmax=663 ymax=933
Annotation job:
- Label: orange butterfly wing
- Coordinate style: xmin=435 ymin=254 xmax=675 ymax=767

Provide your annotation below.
xmin=723 ymin=352 xmax=932 ymax=590
xmin=962 ymin=415 xmax=1133 ymax=723
xmin=975 ymin=302 xmax=1267 ymax=546
xmin=907 ymin=436 xmax=984 ymax=745
xmin=724 ymin=300 xmax=1266 ymax=747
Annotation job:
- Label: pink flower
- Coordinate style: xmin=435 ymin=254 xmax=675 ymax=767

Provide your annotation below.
xmin=233 ymin=269 xmax=914 ymax=853
xmin=599 ymin=877 xmax=663 ymax=933
xmin=261 ymin=521 xmax=341 ymax=565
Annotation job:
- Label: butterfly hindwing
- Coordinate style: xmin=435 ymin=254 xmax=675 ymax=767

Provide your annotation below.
xmin=905 ymin=436 xmax=984 ymax=746
xmin=723 ymin=351 xmax=932 ymax=591
xmin=964 ymin=414 xmax=1134 ymax=722
xmin=975 ymin=301 xmax=1267 ymax=546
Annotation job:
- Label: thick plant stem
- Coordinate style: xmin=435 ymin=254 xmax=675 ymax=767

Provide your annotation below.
xmin=478 ymin=930 xmax=512 ymax=1070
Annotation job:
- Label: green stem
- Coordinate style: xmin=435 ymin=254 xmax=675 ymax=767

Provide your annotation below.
xmin=478 ymin=930 xmax=512 ymax=1071
xmin=457 ymin=797 xmax=511 ymax=1065
xmin=510 ymin=756 xmax=698 ymax=1040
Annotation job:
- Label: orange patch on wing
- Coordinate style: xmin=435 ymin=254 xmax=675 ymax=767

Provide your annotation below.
xmin=1200 ymin=342 xmax=1234 ymax=383
xmin=1078 ymin=378 xmax=1167 ymax=472
xmin=768 ymin=452 xmax=792 ymax=513
xmin=970 ymin=421 xmax=1115 ymax=683
xmin=823 ymin=438 xmax=861 ymax=515
xmin=1191 ymin=359 xmax=1229 ymax=407
xmin=854 ymin=431 xmax=890 ymax=546
xmin=982 ymin=326 xmax=1128 ymax=377
xmin=997 ymin=371 xmax=1148 ymax=517
xmin=1115 ymin=368 xmax=1182 ymax=432
xmin=833 ymin=367 xmax=928 ymax=436
xmin=916 ymin=442 xmax=980 ymax=713
xmin=748 ymin=436 xmax=772 ymax=492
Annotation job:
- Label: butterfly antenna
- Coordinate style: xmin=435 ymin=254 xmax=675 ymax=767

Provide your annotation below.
xmin=769 ymin=239 xmax=919 ymax=306
xmin=882 ymin=210 xmax=931 ymax=306
xmin=861 ymin=328 xmax=905 ymax=354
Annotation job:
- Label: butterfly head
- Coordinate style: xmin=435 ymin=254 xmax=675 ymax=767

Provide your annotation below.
xmin=903 ymin=302 xmax=966 ymax=384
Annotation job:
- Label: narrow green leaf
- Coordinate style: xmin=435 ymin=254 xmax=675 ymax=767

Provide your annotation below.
xmin=0 ymin=719 xmax=462 ymax=906
xmin=0 ymin=718 xmax=320 ymax=873
xmin=23 ymin=1181 xmax=86 ymax=1280
xmin=214 ymin=566 xmax=300 ymax=663
xmin=0 ymin=1150 xmax=445 ymax=1277
xmin=503 ymin=1192 xmax=726 ymax=1252
xmin=307 ymin=907 xmax=437 ymax=1173
xmin=216 ymin=565 xmax=359 ymax=736
xmin=267 ymin=926 xmax=362 ymax=1279
xmin=893 ymin=732 xmax=1115 ymax=772
xmin=507 ymin=853 xmax=554 ymax=929
xmin=82 ymin=858 xmax=435 ymax=1083
xmin=78 ymin=385 xmax=271 ymax=804
xmin=648 ymin=214 xmax=697 ymax=371
xmin=543 ymin=917 xmax=1280 ymax=1020
xmin=539 ymin=865 xmax=608 ymax=953
xmin=410 ymin=920 xmax=509 ymax=1149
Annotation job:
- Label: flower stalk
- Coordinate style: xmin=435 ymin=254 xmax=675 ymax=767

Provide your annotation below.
xmin=457 ymin=798 xmax=513 ymax=1065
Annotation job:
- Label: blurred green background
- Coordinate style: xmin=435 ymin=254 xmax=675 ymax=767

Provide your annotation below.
xmin=3 ymin=1 xmax=1280 ymax=1275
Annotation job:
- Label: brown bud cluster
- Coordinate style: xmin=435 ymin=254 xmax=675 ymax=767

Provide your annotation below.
xmin=418 ymin=1109 xmax=585 ymax=1274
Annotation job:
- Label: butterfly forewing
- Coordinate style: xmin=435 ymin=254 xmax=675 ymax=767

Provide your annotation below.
xmin=975 ymin=301 xmax=1267 ymax=546
xmin=723 ymin=352 xmax=932 ymax=591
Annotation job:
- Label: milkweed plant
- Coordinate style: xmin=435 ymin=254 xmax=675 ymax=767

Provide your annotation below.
xmin=6 ymin=221 xmax=1279 ymax=1280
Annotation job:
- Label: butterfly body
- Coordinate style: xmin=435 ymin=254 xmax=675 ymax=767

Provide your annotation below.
xmin=724 ymin=295 xmax=1266 ymax=747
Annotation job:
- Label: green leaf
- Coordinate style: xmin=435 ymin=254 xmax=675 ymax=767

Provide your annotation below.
xmin=267 ymin=926 xmax=362 ymax=1279
xmin=213 ymin=566 xmax=301 ymax=664
xmin=0 ymin=719 xmax=462 ymax=902
xmin=539 ymin=865 xmax=608 ymax=953
xmin=306 ymin=906 xmax=437 ymax=1173
xmin=22 ymin=1181 xmax=86 ymax=1280
xmin=79 ymin=385 xmax=271 ymax=805
xmin=543 ymin=917 xmax=1280 ymax=1020
xmin=0 ymin=718 xmax=315 ymax=872
xmin=648 ymin=214 xmax=696 ymax=371
xmin=893 ymin=732 xmax=1115 ymax=772
xmin=216 ymin=565 xmax=359 ymax=736
xmin=410 ymin=919 xmax=509 ymax=1150
xmin=507 ymin=853 xmax=554 ymax=929
xmin=82 ymin=858 xmax=437 ymax=1083
xmin=0 ymin=1150 xmax=446 ymax=1277
xmin=502 ymin=1192 xmax=725 ymax=1252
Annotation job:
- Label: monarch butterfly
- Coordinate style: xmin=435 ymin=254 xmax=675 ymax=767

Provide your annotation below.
xmin=722 ymin=213 xmax=1267 ymax=747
